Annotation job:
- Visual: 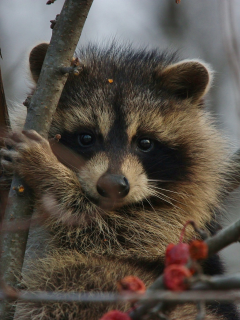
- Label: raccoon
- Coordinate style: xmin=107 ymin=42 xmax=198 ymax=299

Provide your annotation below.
xmin=1 ymin=43 xmax=239 ymax=320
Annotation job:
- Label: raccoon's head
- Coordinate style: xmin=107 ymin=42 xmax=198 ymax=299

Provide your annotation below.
xmin=29 ymin=43 xmax=230 ymax=255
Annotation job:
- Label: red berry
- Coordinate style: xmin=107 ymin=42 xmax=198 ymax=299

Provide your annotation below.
xmin=189 ymin=240 xmax=208 ymax=260
xmin=164 ymin=264 xmax=191 ymax=291
xmin=117 ymin=276 xmax=146 ymax=294
xmin=99 ymin=310 xmax=131 ymax=320
xmin=165 ymin=243 xmax=190 ymax=266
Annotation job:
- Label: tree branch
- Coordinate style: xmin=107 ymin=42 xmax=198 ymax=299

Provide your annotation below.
xmin=2 ymin=277 xmax=240 ymax=305
xmin=0 ymin=1 xmax=93 ymax=319
xmin=0 ymin=66 xmax=10 ymax=223
xmin=206 ymin=218 xmax=240 ymax=256
xmin=0 ymin=66 xmax=10 ymax=135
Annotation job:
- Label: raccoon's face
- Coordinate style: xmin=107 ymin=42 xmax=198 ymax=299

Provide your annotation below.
xmin=51 ymin=94 xmax=193 ymax=211
xmin=30 ymin=44 xmax=226 ymax=221
xmin=28 ymin=44 xmax=231 ymax=255
xmin=47 ymin=49 xmax=221 ymax=213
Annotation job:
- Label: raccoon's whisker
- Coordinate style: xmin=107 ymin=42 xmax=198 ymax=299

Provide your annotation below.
xmin=141 ymin=200 xmax=145 ymax=211
xmin=144 ymin=196 xmax=157 ymax=213
xmin=147 ymin=188 xmax=175 ymax=206
xmin=153 ymin=191 xmax=188 ymax=208
xmin=147 ymin=185 xmax=177 ymax=201
xmin=151 ymin=193 xmax=186 ymax=214
xmin=148 ymin=185 xmax=190 ymax=201
xmin=147 ymin=178 xmax=177 ymax=183
xmin=147 ymin=181 xmax=187 ymax=195
xmin=147 ymin=180 xmax=192 ymax=202
xmin=149 ymin=187 xmax=189 ymax=209
xmin=149 ymin=185 xmax=187 ymax=197
xmin=147 ymin=188 xmax=190 ymax=216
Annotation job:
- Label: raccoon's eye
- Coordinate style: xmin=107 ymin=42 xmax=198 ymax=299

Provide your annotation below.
xmin=78 ymin=134 xmax=94 ymax=147
xmin=137 ymin=138 xmax=153 ymax=152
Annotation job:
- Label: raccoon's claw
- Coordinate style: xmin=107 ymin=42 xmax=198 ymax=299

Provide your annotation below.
xmin=0 ymin=130 xmax=56 ymax=180
xmin=1 ymin=139 xmax=19 ymax=175
xmin=6 ymin=130 xmax=52 ymax=154
xmin=0 ymin=148 xmax=19 ymax=173
xmin=0 ymin=135 xmax=21 ymax=174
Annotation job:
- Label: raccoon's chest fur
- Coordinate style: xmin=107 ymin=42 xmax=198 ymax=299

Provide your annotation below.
xmin=13 ymin=43 xmax=238 ymax=320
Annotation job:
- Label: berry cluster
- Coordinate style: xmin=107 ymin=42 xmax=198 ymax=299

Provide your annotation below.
xmin=164 ymin=221 xmax=208 ymax=291
xmin=99 ymin=221 xmax=209 ymax=319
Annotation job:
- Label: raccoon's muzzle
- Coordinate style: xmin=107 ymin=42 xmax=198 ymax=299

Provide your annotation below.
xmin=97 ymin=174 xmax=130 ymax=200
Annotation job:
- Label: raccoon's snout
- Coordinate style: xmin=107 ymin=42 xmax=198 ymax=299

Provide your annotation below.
xmin=97 ymin=174 xmax=130 ymax=199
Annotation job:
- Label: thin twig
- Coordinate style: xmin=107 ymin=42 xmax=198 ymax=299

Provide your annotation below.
xmin=1 ymin=288 xmax=240 ymax=304
xmin=0 ymin=66 xmax=10 ymax=222
xmin=0 ymin=66 xmax=10 ymax=133
xmin=196 ymin=302 xmax=206 ymax=320
xmin=206 ymin=218 xmax=240 ymax=256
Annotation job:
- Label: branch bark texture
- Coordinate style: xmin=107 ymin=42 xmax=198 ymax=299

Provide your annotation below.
xmin=0 ymin=0 xmax=93 ymax=319
xmin=0 ymin=67 xmax=10 ymax=134
xmin=0 ymin=66 xmax=10 ymax=222
xmin=2 ymin=288 xmax=240 ymax=305
xmin=206 ymin=218 xmax=240 ymax=256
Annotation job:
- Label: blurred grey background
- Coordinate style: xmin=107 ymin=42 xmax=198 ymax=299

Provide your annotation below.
xmin=0 ymin=0 xmax=240 ymax=273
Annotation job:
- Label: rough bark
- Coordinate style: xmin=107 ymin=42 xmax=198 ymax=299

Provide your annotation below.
xmin=0 ymin=1 xmax=94 ymax=319
xmin=0 ymin=66 xmax=10 ymax=223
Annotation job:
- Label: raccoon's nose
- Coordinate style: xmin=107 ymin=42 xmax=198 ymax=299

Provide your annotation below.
xmin=97 ymin=174 xmax=130 ymax=199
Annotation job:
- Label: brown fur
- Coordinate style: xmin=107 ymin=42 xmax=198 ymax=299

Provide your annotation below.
xmin=14 ymin=251 xmax=223 ymax=320
xmin=1 ymin=43 xmax=238 ymax=319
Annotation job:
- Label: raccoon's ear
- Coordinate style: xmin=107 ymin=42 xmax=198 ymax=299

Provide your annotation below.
xmin=156 ymin=59 xmax=213 ymax=103
xmin=29 ymin=43 xmax=49 ymax=83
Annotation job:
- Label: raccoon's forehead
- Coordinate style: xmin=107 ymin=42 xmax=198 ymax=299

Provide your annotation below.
xmin=52 ymin=88 xmax=168 ymax=139
xmin=51 ymin=46 xmax=190 ymax=139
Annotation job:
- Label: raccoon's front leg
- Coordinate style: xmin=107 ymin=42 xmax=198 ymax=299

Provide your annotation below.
xmin=0 ymin=130 xmax=88 ymax=224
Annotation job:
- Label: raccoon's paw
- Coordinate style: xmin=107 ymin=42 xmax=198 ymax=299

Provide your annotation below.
xmin=0 ymin=146 xmax=17 ymax=174
xmin=0 ymin=151 xmax=13 ymax=190
xmin=0 ymin=130 xmax=57 ymax=182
